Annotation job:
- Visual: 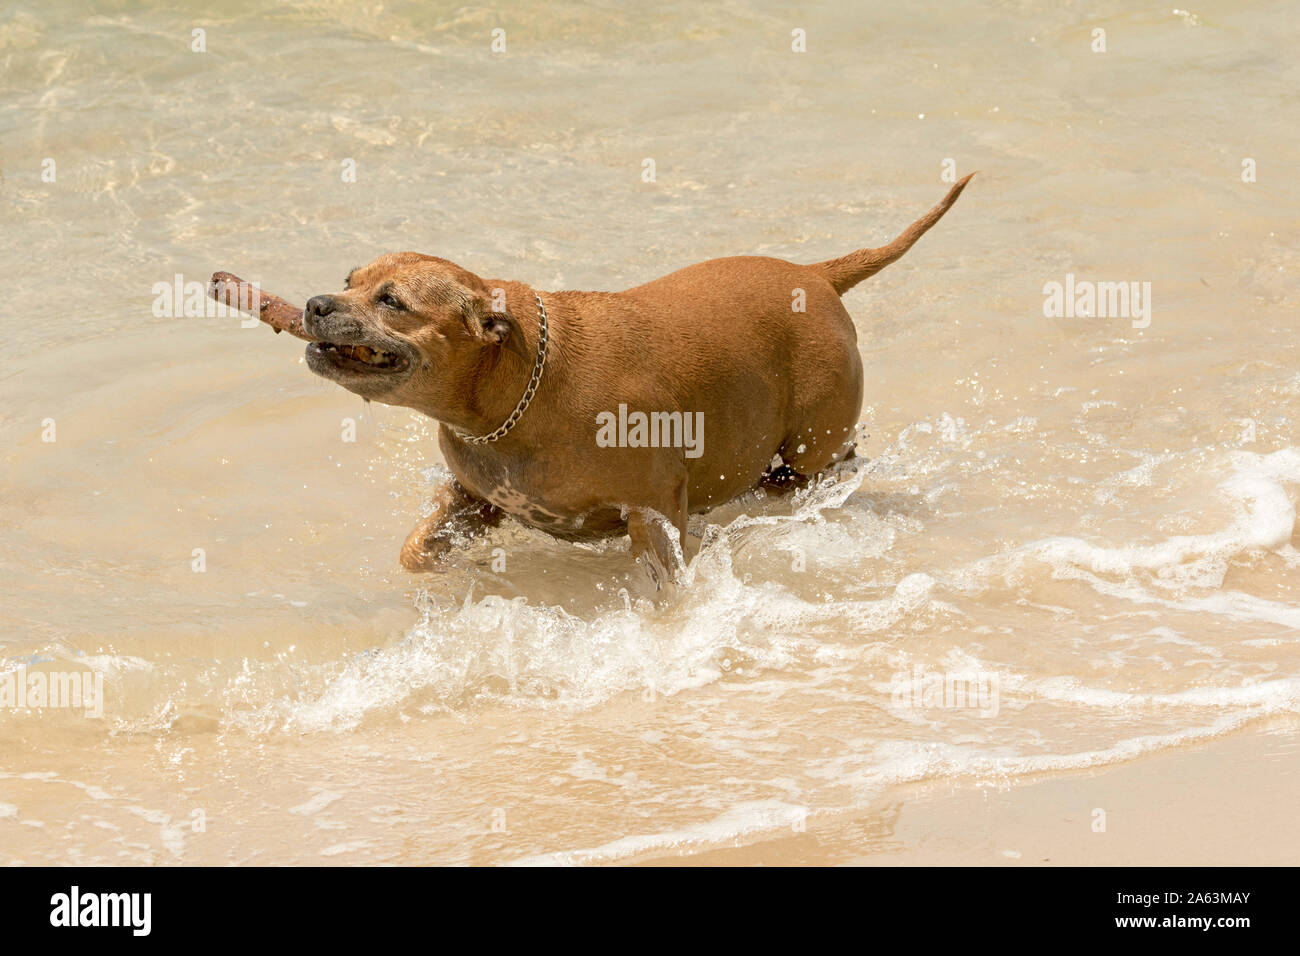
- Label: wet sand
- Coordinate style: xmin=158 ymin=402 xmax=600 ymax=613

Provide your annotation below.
xmin=642 ymin=717 xmax=1300 ymax=866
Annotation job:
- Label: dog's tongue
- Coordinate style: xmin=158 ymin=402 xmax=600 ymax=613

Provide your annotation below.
xmin=207 ymin=271 xmax=319 ymax=341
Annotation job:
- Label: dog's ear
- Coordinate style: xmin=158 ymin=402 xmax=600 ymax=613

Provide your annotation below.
xmin=464 ymin=294 xmax=528 ymax=360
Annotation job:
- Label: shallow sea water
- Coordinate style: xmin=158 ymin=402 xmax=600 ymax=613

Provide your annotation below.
xmin=1 ymin=0 xmax=1297 ymax=863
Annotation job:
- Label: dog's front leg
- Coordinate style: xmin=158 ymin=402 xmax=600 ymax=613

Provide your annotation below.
xmin=626 ymin=473 xmax=689 ymax=591
xmin=400 ymin=480 xmax=501 ymax=572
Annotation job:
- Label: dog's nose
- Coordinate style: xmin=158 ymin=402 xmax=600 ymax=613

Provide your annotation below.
xmin=304 ymin=295 xmax=337 ymax=320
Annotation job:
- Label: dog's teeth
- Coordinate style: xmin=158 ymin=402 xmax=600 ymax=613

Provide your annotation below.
xmin=323 ymin=342 xmax=397 ymax=368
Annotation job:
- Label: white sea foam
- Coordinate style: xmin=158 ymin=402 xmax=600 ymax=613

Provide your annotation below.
xmin=236 ymin=467 xmax=922 ymax=733
xmin=508 ymin=800 xmax=809 ymax=866
xmin=208 ymin=440 xmax=1300 ymax=864
xmin=236 ymin=447 xmax=1300 ymax=740
xmin=962 ymin=448 xmax=1300 ymax=608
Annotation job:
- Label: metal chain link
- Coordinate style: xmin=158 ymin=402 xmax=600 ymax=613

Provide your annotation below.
xmin=455 ymin=292 xmax=549 ymax=444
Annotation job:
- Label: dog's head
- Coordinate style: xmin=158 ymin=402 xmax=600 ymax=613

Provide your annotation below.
xmin=302 ymin=253 xmax=527 ymax=421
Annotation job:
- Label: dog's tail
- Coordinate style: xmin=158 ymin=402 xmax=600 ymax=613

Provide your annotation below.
xmin=812 ymin=173 xmax=975 ymax=295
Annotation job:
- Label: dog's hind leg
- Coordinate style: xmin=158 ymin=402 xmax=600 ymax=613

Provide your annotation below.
xmin=771 ymin=430 xmax=858 ymax=489
xmin=759 ymin=462 xmax=811 ymax=493
xmin=400 ymin=479 xmax=502 ymax=572
xmin=760 ymin=443 xmax=860 ymax=495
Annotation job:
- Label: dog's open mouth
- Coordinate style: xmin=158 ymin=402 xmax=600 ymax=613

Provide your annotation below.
xmin=305 ymin=336 xmax=417 ymax=396
xmin=312 ymin=341 xmax=410 ymax=372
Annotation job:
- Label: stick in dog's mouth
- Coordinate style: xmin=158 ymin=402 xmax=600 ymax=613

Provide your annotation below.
xmin=207 ymin=271 xmax=318 ymax=341
xmin=208 ymin=270 xmax=413 ymax=377
xmin=308 ymin=341 xmax=410 ymax=372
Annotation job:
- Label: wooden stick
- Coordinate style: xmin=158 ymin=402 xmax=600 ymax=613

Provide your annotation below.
xmin=207 ymin=271 xmax=317 ymax=341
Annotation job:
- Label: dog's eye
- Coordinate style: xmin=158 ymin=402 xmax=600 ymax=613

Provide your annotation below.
xmin=378 ymin=292 xmax=404 ymax=310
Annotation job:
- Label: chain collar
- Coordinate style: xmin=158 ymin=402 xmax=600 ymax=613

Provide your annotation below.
xmin=454 ymin=292 xmax=549 ymax=445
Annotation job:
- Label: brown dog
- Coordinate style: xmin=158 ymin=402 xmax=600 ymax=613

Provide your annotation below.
xmin=296 ymin=175 xmax=973 ymax=584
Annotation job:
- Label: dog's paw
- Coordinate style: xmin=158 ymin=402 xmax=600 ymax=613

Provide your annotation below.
xmin=399 ymin=540 xmax=450 ymax=573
